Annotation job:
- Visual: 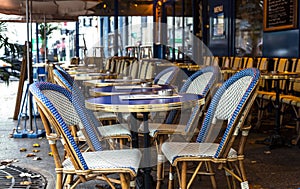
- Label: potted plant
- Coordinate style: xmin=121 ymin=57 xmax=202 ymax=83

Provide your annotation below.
xmin=38 ymin=23 xmax=58 ymax=56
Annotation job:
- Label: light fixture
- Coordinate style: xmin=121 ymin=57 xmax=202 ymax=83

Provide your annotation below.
xmin=157 ymin=0 xmax=162 ymax=7
xmin=103 ymin=3 xmax=107 ymax=9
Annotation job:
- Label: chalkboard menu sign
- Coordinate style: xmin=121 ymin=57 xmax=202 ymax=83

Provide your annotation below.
xmin=263 ymin=0 xmax=298 ymax=31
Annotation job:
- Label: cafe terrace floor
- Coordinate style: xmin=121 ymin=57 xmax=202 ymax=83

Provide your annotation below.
xmin=0 ymin=80 xmax=300 ymax=189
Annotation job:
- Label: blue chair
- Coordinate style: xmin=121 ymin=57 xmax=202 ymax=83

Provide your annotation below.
xmin=51 ymin=67 xmax=132 ymax=149
xmin=153 ymin=66 xmax=180 ymax=85
xmin=161 ymin=68 xmax=260 ymax=189
xmin=29 ymin=82 xmax=141 ymax=188
xmin=53 ymin=66 xmax=120 ymax=123
xmin=146 ymin=66 xmax=220 ymax=188
xmin=164 ymin=65 xmax=221 ymax=124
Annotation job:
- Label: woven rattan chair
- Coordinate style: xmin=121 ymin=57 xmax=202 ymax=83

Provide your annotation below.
xmin=144 ymin=66 xmax=220 ymax=188
xmin=51 ymin=69 xmax=132 ymax=149
xmin=153 ymin=66 xmax=180 ymax=85
xmin=268 ymin=59 xmax=300 ymax=145
xmin=255 ymin=58 xmax=289 ymax=129
xmin=53 ymin=66 xmax=119 ymax=125
xmin=137 ymin=59 xmax=157 ymax=80
xmin=30 ymin=82 xmax=141 ymax=189
xmin=161 ymin=68 xmax=260 ymax=189
xmin=83 ymin=56 xmax=104 ymax=70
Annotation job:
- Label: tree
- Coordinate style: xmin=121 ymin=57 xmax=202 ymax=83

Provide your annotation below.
xmin=0 ymin=22 xmax=23 ymax=85
xmin=38 ymin=23 xmax=58 ymax=54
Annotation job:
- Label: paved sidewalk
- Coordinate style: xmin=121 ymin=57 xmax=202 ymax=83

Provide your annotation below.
xmin=1 ymin=80 xmax=300 ymax=189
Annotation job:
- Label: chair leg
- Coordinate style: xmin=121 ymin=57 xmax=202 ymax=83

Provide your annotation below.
xmin=65 ymin=174 xmax=74 ymax=187
xmin=55 ymin=170 xmax=63 ymax=189
xmin=120 ymin=173 xmax=129 ymax=189
xmin=168 ymin=165 xmax=174 ymax=189
xmin=206 ymin=162 xmax=217 ymax=189
xmin=238 ymin=159 xmax=250 ymax=189
xmin=224 ymin=163 xmax=236 ymax=189
xmin=181 ymin=162 xmax=187 ymax=189
xmin=292 ymin=107 xmax=300 ymax=145
xmin=156 ymin=136 xmax=164 ymax=189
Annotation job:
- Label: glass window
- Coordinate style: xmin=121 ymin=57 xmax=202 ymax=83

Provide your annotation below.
xmin=235 ymin=0 xmax=263 ymax=57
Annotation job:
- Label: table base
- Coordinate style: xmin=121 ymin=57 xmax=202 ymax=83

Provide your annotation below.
xmin=255 ymin=133 xmax=291 ymax=149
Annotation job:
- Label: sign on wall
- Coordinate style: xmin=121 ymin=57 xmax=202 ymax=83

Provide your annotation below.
xmin=263 ymin=0 xmax=298 ymax=31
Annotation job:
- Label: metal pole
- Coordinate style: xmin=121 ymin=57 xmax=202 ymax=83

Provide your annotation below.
xmin=182 ymin=0 xmax=185 ymax=61
xmin=43 ymin=15 xmax=47 ymax=62
xmin=172 ymin=0 xmax=175 ymax=61
xmin=114 ymin=0 xmax=119 ymax=56
xmin=36 ymin=24 xmax=39 ymax=63
xmin=26 ymin=0 xmax=33 ymax=130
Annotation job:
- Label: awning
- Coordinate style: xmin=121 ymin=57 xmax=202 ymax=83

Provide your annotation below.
xmin=0 ymin=0 xmax=101 ymax=22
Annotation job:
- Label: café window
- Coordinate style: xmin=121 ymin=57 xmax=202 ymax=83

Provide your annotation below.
xmin=235 ymin=0 xmax=263 ymax=57
xmin=212 ymin=5 xmax=225 ymax=39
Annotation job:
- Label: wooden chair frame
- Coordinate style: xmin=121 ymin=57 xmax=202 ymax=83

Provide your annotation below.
xmin=30 ymin=82 xmax=141 ymax=189
xmin=161 ymin=68 xmax=260 ymax=189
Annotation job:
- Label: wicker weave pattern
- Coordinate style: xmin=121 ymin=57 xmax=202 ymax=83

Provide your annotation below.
xmin=185 ymin=72 xmax=213 ymax=94
xmin=165 ymin=66 xmax=219 ymax=124
xmin=162 ymin=142 xmax=237 ymax=164
xmin=214 ymin=76 xmax=252 ymax=120
xmin=98 ymin=124 xmax=131 ymax=137
xmin=30 ymin=82 xmax=89 ymax=170
xmin=30 ymin=82 xmax=141 ymax=174
xmin=153 ymin=66 xmax=179 ymax=85
xmin=43 ymin=90 xmax=82 ymax=129
xmin=62 ymin=149 xmax=141 ymax=173
xmin=195 ymin=68 xmax=259 ymax=158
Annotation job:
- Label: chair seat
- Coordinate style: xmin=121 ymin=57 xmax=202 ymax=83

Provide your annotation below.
xmin=143 ymin=123 xmax=188 ymax=137
xmin=280 ymin=95 xmax=300 ymax=107
xmin=257 ymin=92 xmax=300 ymax=107
xmin=94 ymin=111 xmax=118 ymax=120
xmin=98 ymin=124 xmax=131 ymax=138
xmin=77 ymin=124 xmax=131 ymax=141
xmin=256 ymin=90 xmax=276 ymax=100
xmin=162 ymin=142 xmax=237 ymax=165
xmin=62 ymin=149 xmax=141 ymax=176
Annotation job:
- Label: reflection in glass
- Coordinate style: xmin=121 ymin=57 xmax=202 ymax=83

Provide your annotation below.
xmin=235 ymin=0 xmax=263 ymax=57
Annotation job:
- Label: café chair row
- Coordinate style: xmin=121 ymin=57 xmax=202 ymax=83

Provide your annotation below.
xmin=254 ymin=58 xmax=299 ymax=136
xmin=203 ymin=55 xmax=299 ymax=143
xmin=34 ymin=62 xmax=260 ymax=188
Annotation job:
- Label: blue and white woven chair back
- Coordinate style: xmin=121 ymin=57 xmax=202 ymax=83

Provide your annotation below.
xmin=53 ymin=68 xmax=74 ymax=91
xmin=30 ymin=82 xmax=103 ymax=152
xmin=29 ymin=82 xmax=97 ymax=170
xmin=196 ymin=68 xmax=260 ymax=158
xmin=165 ymin=66 xmax=220 ymax=126
xmin=52 ymin=67 xmax=105 ymax=138
xmin=153 ymin=66 xmax=179 ymax=85
xmin=180 ymin=66 xmax=220 ymax=96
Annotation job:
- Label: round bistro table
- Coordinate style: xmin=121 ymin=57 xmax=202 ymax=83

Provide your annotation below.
xmin=86 ymin=93 xmax=204 ymax=189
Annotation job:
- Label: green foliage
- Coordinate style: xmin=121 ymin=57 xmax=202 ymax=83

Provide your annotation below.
xmin=0 ymin=22 xmax=24 ymax=84
xmin=0 ymin=71 xmax=10 ymax=85
xmin=39 ymin=23 xmax=58 ymax=47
